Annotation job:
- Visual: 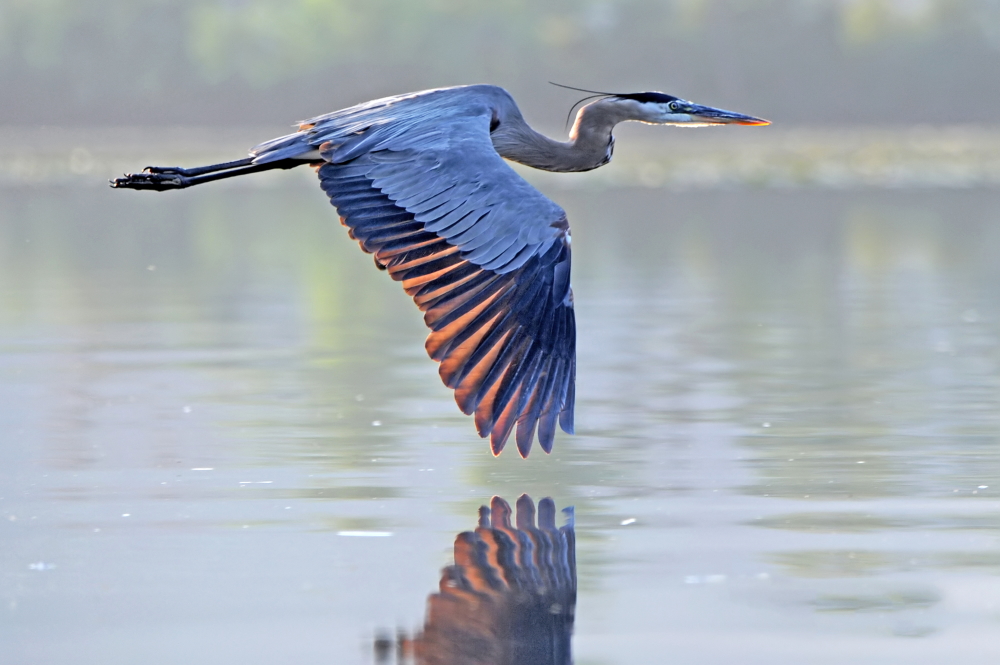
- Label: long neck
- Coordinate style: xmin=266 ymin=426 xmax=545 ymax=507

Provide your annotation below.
xmin=492 ymin=99 xmax=626 ymax=173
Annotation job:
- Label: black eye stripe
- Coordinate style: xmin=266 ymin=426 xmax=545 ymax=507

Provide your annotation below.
xmin=617 ymin=91 xmax=678 ymax=104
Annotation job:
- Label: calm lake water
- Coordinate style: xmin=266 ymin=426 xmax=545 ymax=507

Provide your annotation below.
xmin=2 ymin=166 xmax=999 ymax=663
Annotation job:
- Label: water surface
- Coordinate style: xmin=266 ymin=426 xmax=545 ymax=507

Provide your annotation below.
xmin=2 ymin=172 xmax=999 ymax=663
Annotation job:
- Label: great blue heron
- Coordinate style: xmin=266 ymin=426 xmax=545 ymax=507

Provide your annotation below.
xmin=112 ymin=84 xmax=768 ymax=457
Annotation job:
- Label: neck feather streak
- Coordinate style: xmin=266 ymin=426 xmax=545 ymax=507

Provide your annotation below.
xmin=492 ymin=100 xmax=622 ymax=173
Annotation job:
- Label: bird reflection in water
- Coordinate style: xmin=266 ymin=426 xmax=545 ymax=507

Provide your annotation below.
xmin=375 ymin=494 xmax=576 ymax=665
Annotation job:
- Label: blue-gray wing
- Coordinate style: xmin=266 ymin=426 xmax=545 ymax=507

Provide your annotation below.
xmin=254 ymin=88 xmax=575 ymax=456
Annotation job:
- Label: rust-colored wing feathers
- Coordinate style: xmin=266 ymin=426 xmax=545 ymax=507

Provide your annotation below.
xmin=320 ymin=160 xmax=575 ymax=456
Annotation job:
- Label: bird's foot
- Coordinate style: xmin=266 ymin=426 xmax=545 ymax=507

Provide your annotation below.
xmin=110 ymin=168 xmax=190 ymax=191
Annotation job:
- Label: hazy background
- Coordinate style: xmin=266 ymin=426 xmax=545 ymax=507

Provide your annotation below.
xmin=3 ymin=0 xmax=1000 ymax=128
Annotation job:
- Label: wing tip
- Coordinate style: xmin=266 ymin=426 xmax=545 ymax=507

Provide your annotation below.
xmin=489 ymin=435 xmax=505 ymax=456
xmin=515 ymin=426 xmax=534 ymax=458
xmin=559 ymin=412 xmax=575 ymax=435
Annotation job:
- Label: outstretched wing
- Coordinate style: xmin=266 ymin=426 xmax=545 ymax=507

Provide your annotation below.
xmin=255 ymin=88 xmax=575 ymax=456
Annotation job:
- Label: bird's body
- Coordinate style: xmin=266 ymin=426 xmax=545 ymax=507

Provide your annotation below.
xmin=113 ymin=84 xmax=767 ymax=456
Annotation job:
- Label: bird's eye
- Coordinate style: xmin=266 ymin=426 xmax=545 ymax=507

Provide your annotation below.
xmin=668 ymin=102 xmax=679 ymax=112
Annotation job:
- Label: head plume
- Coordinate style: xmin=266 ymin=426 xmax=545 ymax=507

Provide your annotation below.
xmin=550 ymin=82 xmax=679 ymax=128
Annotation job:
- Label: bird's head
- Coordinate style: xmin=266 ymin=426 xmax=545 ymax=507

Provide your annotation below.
xmin=554 ymin=84 xmax=769 ymax=129
xmin=610 ymin=91 xmax=770 ymax=127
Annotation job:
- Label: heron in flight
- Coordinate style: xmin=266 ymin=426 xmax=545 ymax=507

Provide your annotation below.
xmin=112 ymin=84 xmax=768 ymax=457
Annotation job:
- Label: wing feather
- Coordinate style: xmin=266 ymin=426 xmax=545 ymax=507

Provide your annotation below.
xmin=516 ymin=356 xmax=555 ymax=456
xmin=536 ymin=359 xmax=568 ymax=453
xmin=455 ymin=329 xmax=513 ymax=414
xmin=422 ymin=273 xmax=500 ymax=325
xmin=427 ymin=290 xmax=507 ymax=363
xmin=302 ymin=86 xmax=575 ymax=455
xmin=414 ymin=265 xmax=489 ymax=304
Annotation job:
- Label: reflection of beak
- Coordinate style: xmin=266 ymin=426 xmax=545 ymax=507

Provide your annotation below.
xmin=685 ymin=103 xmax=770 ymax=126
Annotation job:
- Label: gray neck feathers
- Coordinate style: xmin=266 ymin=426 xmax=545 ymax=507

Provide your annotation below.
xmin=492 ymin=98 xmax=627 ymax=173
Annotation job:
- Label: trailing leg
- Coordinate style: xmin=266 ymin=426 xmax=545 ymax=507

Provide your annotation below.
xmin=143 ymin=158 xmax=255 ymax=178
xmin=111 ymin=158 xmax=306 ymax=191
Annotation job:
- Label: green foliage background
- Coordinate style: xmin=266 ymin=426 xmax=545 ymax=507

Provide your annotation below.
xmin=1 ymin=0 xmax=999 ymax=125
